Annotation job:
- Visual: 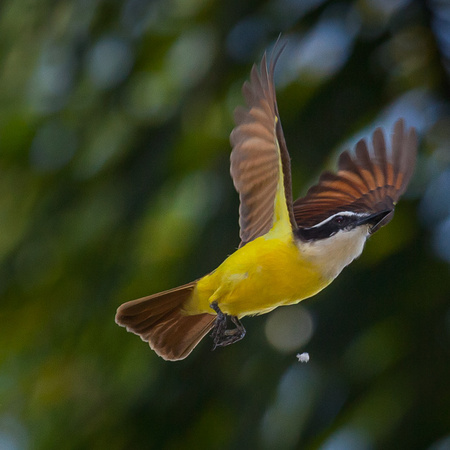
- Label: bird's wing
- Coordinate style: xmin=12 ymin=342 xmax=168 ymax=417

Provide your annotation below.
xmin=293 ymin=119 xmax=417 ymax=228
xmin=230 ymin=46 xmax=296 ymax=247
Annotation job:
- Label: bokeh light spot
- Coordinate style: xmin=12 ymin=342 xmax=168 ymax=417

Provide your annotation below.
xmin=87 ymin=36 xmax=134 ymax=89
xmin=420 ymin=169 xmax=450 ymax=227
xmin=265 ymin=304 xmax=314 ymax=353
xmin=319 ymin=426 xmax=373 ymax=450
xmin=260 ymin=364 xmax=321 ymax=449
xmin=29 ymin=120 xmax=77 ymax=172
xmin=27 ymin=43 xmax=75 ymax=113
xmin=166 ymin=26 xmax=216 ymax=89
xmin=432 ymin=216 xmax=450 ymax=263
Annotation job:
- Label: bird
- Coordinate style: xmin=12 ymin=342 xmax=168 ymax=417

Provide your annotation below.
xmin=115 ymin=46 xmax=417 ymax=361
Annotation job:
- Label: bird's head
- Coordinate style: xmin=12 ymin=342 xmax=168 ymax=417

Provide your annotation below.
xmin=296 ymin=209 xmax=393 ymax=242
xmin=295 ymin=208 xmax=393 ymax=280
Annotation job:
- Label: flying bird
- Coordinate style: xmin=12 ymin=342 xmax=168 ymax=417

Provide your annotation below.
xmin=115 ymin=47 xmax=417 ymax=361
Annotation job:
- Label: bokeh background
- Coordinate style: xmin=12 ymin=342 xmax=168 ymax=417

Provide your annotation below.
xmin=1 ymin=0 xmax=450 ymax=449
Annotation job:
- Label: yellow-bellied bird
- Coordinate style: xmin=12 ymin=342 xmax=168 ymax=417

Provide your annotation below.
xmin=115 ymin=48 xmax=417 ymax=361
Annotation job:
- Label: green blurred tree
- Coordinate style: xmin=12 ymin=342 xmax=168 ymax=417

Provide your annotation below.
xmin=0 ymin=0 xmax=449 ymax=449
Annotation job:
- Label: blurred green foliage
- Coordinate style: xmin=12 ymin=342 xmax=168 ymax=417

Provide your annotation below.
xmin=1 ymin=0 xmax=450 ymax=449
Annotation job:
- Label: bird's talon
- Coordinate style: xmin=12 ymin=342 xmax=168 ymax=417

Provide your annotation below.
xmin=210 ymin=302 xmax=246 ymax=350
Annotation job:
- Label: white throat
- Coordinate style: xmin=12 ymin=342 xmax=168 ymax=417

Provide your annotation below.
xmin=296 ymin=226 xmax=370 ymax=280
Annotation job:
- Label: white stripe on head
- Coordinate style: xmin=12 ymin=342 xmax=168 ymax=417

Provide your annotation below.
xmin=306 ymin=211 xmax=369 ymax=229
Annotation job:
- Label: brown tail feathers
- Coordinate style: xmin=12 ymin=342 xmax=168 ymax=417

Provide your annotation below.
xmin=115 ymin=281 xmax=216 ymax=361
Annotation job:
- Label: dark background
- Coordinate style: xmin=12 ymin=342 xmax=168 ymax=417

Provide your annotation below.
xmin=1 ymin=0 xmax=450 ymax=449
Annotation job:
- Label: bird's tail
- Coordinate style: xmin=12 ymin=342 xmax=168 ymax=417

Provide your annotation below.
xmin=115 ymin=281 xmax=216 ymax=361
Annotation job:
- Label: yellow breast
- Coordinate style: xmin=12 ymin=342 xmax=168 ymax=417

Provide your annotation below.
xmin=183 ymin=233 xmax=331 ymax=318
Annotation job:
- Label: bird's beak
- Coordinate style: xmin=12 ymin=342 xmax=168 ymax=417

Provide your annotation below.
xmin=357 ymin=210 xmax=393 ymax=234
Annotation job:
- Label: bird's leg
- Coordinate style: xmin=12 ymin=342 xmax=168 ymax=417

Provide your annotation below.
xmin=210 ymin=302 xmax=246 ymax=350
xmin=210 ymin=301 xmax=227 ymax=350
xmin=228 ymin=315 xmax=246 ymax=340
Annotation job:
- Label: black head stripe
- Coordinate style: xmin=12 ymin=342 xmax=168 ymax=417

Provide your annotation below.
xmin=296 ymin=212 xmax=369 ymax=241
xmin=297 ymin=222 xmax=340 ymax=241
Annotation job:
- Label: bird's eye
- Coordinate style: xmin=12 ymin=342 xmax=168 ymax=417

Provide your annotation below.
xmin=334 ymin=215 xmax=345 ymax=225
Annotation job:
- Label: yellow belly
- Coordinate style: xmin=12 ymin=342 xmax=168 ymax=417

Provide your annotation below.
xmin=183 ymin=234 xmax=331 ymax=318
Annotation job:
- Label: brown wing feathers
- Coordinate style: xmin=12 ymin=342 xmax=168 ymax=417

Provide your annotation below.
xmin=293 ymin=119 xmax=417 ymax=228
xmin=230 ymin=46 xmax=296 ymax=246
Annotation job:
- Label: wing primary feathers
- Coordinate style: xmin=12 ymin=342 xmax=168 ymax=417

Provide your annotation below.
xmin=230 ymin=40 xmax=294 ymax=246
xmin=354 ymin=139 xmax=372 ymax=172
xmin=372 ymin=127 xmax=388 ymax=178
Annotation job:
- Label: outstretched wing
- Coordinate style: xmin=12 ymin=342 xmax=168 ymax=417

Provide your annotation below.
xmin=293 ymin=119 xmax=417 ymax=228
xmin=230 ymin=46 xmax=296 ymax=247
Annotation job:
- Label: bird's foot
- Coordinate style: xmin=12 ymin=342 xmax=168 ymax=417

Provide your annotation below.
xmin=210 ymin=302 xmax=246 ymax=350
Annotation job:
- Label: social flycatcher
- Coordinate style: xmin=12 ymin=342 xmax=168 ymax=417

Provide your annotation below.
xmin=115 ymin=47 xmax=417 ymax=361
